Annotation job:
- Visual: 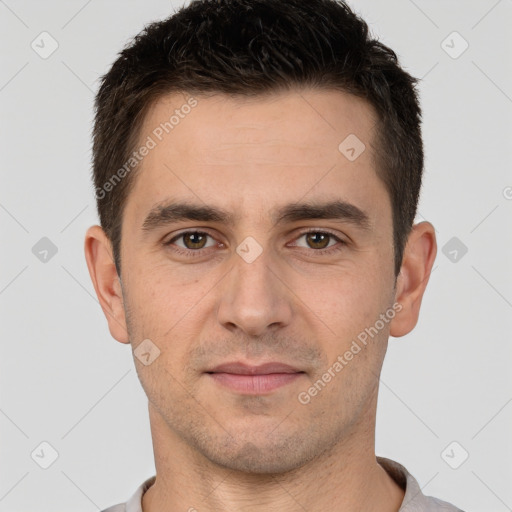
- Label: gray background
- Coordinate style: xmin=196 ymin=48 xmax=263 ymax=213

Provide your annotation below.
xmin=1 ymin=0 xmax=511 ymax=510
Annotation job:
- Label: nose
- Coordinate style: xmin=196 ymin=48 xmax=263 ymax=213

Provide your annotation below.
xmin=216 ymin=248 xmax=294 ymax=337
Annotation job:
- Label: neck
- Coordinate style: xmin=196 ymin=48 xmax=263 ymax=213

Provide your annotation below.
xmin=142 ymin=397 xmax=404 ymax=512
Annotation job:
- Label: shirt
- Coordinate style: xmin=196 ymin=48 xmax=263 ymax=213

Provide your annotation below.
xmin=101 ymin=456 xmax=465 ymax=512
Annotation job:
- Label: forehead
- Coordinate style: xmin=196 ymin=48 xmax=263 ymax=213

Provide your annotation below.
xmin=124 ymin=88 xmax=385 ymax=224
xmin=142 ymin=88 xmax=377 ymax=155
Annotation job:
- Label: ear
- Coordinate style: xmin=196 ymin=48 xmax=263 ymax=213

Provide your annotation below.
xmin=84 ymin=225 xmax=129 ymax=344
xmin=389 ymin=221 xmax=437 ymax=337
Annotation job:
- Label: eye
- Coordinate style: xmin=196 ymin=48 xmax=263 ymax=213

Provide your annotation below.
xmin=167 ymin=231 xmax=218 ymax=250
xmin=292 ymin=230 xmax=345 ymax=253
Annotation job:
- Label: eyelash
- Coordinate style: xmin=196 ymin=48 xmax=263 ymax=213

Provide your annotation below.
xmin=164 ymin=229 xmax=346 ymax=258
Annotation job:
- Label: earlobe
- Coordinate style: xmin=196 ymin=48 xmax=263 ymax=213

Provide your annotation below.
xmin=389 ymin=221 xmax=437 ymax=338
xmin=84 ymin=225 xmax=130 ymax=344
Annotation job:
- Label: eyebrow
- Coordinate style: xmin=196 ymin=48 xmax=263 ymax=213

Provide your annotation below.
xmin=141 ymin=199 xmax=371 ymax=233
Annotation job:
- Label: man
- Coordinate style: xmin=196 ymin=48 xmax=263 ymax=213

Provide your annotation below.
xmin=84 ymin=0 xmax=464 ymax=510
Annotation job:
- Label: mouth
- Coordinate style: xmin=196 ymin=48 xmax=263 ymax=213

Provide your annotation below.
xmin=205 ymin=361 xmax=305 ymax=394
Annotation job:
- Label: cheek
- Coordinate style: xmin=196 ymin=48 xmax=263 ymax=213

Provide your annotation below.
xmin=302 ymin=268 xmax=393 ymax=400
xmin=299 ymin=262 xmax=392 ymax=340
xmin=123 ymin=261 xmax=217 ymax=344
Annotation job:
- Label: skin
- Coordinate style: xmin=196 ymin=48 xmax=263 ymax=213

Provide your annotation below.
xmin=85 ymin=88 xmax=436 ymax=512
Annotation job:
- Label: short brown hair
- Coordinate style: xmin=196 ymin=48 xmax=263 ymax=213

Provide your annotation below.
xmin=92 ymin=0 xmax=423 ymax=277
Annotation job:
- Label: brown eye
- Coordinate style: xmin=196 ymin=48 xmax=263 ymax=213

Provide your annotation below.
xmin=167 ymin=231 xmax=217 ymax=251
xmin=291 ymin=230 xmax=346 ymax=254
xmin=182 ymin=232 xmax=208 ymax=249
xmin=305 ymin=232 xmax=331 ymax=249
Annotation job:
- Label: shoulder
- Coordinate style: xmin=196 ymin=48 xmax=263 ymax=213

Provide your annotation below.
xmin=377 ymin=456 xmax=465 ymax=512
xmin=422 ymin=495 xmax=465 ymax=511
xmin=100 ymin=475 xmax=156 ymax=512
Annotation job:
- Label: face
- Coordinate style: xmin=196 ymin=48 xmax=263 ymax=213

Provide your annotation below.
xmin=102 ymin=89 xmax=401 ymax=473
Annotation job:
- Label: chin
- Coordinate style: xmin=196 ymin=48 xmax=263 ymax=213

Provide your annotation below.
xmin=200 ymin=432 xmax=321 ymax=475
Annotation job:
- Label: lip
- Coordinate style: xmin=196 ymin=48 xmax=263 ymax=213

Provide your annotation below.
xmin=207 ymin=361 xmax=303 ymax=375
xmin=206 ymin=361 xmax=305 ymax=394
